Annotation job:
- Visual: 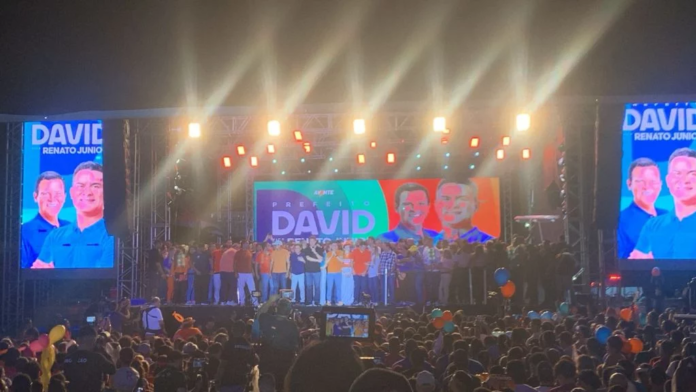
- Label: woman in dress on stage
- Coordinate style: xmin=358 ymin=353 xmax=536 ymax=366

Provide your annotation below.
xmin=341 ymin=243 xmax=354 ymax=306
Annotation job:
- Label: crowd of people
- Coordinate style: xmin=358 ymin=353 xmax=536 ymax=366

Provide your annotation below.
xmin=1 ymin=294 xmax=696 ymax=392
xmin=146 ymin=234 xmax=577 ymax=308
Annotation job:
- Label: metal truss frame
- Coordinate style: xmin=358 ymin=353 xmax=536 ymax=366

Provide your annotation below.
xmin=1 ymin=122 xmax=24 ymax=334
xmin=502 ymin=171 xmax=514 ymax=243
xmin=597 ymin=228 xmax=617 ymax=307
xmin=117 ymin=120 xmax=142 ymax=300
xmin=559 ymin=103 xmax=596 ymax=294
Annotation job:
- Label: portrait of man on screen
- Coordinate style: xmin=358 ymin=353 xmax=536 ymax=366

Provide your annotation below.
xmin=31 ymin=161 xmax=114 ymax=269
xmin=432 ymin=177 xmax=493 ymax=243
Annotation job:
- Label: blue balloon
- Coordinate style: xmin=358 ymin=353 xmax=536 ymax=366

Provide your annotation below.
xmin=540 ymin=311 xmax=553 ymax=320
xmin=494 ymin=268 xmax=510 ymax=286
xmin=443 ymin=321 xmax=455 ymax=333
xmin=595 ymin=326 xmax=611 ymax=344
xmin=558 ymin=302 xmax=570 ymax=315
xmin=430 ymin=308 xmax=443 ymax=318
xmin=527 ymin=311 xmax=540 ymax=320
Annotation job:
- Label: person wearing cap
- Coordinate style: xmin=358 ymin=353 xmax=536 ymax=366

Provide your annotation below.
xmin=63 ymin=326 xmax=116 ymax=392
xmin=415 ymin=370 xmax=437 ymax=392
xmin=270 ymin=240 xmax=290 ymax=295
xmin=173 ymin=317 xmax=203 ymax=341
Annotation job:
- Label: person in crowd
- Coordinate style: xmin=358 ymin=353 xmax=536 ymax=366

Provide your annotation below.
xmin=421 ymin=238 xmax=441 ymax=304
xmin=210 ymin=243 xmax=224 ymax=305
xmin=288 ymin=244 xmax=305 ymax=304
xmin=285 ymin=340 xmax=364 ymax=392
xmin=325 ymin=242 xmax=344 ymax=305
xmin=258 ymin=297 xmax=300 ymax=391
xmin=153 ymin=350 xmax=187 ymax=392
xmin=351 ymin=240 xmax=371 ymax=305
xmin=379 ymin=242 xmax=398 ymax=305
xmin=216 ymin=320 xmax=256 ymax=392
xmin=341 ymin=243 xmax=355 ymax=306
xmin=104 ymin=297 xmax=131 ymax=334
xmin=141 ymin=297 xmax=165 ymax=337
xmin=235 ymin=242 xmax=256 ymax=306
xmin=62 ymin=326 xmax=116 ymax=392
xmin=302 ymin=236 xmax=325 ymax=306
xmin=112 ymin=347 xmax=139 ymax=392
xmin=550 ymin=360 xmax=577 ymax=392
xmin=219 ymin=241 xmax=238 ymax=305
xmin=173 ymin=317 xmax=203 ymax=341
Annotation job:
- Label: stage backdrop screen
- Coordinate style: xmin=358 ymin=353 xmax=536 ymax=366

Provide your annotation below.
xmin=254 ymin=177 xmax=500 ymax=242
xmin=21 ymin=120 xmax=115 ymax=276
xmin=618 ymin=103 xmax=696 ymax=269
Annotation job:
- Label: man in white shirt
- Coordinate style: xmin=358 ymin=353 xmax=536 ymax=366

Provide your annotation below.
xmin=141 ymin=297 xmax=165 ymax=337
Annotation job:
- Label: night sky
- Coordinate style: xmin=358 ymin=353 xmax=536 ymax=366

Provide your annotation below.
xmin=2 ymin=0 xmax=696 ymax=115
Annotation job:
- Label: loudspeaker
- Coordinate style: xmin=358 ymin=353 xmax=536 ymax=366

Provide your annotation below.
xmin=102 ymin=119 xmax=130 ymax=240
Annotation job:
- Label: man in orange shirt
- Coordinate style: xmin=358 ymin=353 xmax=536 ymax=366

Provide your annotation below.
xmin=270 ymin=241 xmax=290 ymax=294
xmin=219 ymin=241 xmax=237 ymax=305
xmin=256 ymin=243 xmax=273 ymax=303
xmin=325 ymin=242 xmax=344 ymax=305
xmin=234 ymin=242 xmax=256 ymax=306
xmin=351 ymin=240 xmax=372 ymax=304
xmin=211 ymin=243 xmax=224 ymax=305
xmin=173 ymin=317 xmax=203 ymax=341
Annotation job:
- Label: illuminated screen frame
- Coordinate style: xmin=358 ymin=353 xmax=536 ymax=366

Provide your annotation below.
xmin=20 ymin=120 xmax=116 ymax=280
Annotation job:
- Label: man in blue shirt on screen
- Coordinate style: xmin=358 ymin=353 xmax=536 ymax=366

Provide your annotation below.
xmin=617 ymin=158 xmax=667 ymax=258
xmin=380 ymin=183 xmax=437 ymax=242
xmin=32 ymin=161 xmax=114 ymax=269
xmin=631 ymin=148 xmax=696 ymax=259
xmin=21 ymin=171 xmax=70 ymax=268
xmin=433 ymin=177 xmax=493 ymax=243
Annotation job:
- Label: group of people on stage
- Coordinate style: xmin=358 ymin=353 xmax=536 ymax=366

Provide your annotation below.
xmin=147 ymin=232 xmax=576 ymax=308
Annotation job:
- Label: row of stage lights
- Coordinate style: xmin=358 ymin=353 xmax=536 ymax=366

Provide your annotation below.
xmin=187 ymin=113 xmax=532 ymax=169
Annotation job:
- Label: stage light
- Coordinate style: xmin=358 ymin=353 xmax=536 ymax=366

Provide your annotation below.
xmin=267 ymin=144 xmax=276 ymax=154
xmin=281 ymin=171 xmax=286 ymax=175
xmin=445 ymin=152 xmax=450 ymax=157
xmin=188 ymin=122 xmax=201 ymax=138
xmin=334 ymin=168 xmax=338 ymax=173
xmin=496 ymin=149 xmax=505 ymax=160
xmin=293 ymin=130 xmax=303 ymax=141
xmin=516 ymin=113 xmax=530 ymax=131
xmin=272 ymin=159 xmax=277 ymax=164
xmin=441 ymin=137 xmax=449 ymax=144
xmin=329 ymin=157 xmax=333 ymax=161
xmin=443 ymin=165 xmax=449 ymax=170
xmin=357 ymin=154 xmax=366 ymax=164
xmin=416 ymin=154 xmax=421 ymax=159
xmin=608 ymin=274 xmax=621 ymax=282
xmin=268 ymin=120 xmax=280 ymax=136
xmin=433 ymin=117 xmax=446 ymax=132
xmin=353 ymin=119 xmax=366 ymax=135
xmin=386 ymin=152 xmax=396 ymax=164
xmin=442 ymin=128 xmax=451 ymax=134
xmin=250 ymin=156 xmax=259 ymax=167
xmin=474 ymin=151 xmax=480 ymax=157
xmin=222 ymin=156 xmax=232 ymax=168
xmin=416 ymin=166 xmax=421 ymax=171
xmin=469 ymin=164 xmax=475 ymax=170
xmin=236 ymin=145 xmax=246 ymax=156
xmin=470 ymin=137 xmax=480 ymax=148
xmin=502 ymin=136 xmax=511 ymax=146
xmin=303 ymin=142 xmax=311 ymax=153
xmin=370 ymin=141 xmax=377 ymax=149
xmin=300 ymin=158 xmax=305 ymax=163
xmin=307 ymin=170 xmax=312 ymax=173
xmin=522 ymin=148 xmax=531 ymax=160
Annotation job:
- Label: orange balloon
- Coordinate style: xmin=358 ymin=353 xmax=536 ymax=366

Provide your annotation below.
xmin=433 ymin=318 xmax=445 ymax=329
xmin=629 ymin=338 xmax=643 ymax=354
xmin=622 ymin=340 xmax=632 ymax=354
xmin=442 ymin=311 xmax=453 ymax=322
xmin=620 ymin=308 xmax=632 ymax=322
xmin=501 ymin=281 xmax=516 ymax=298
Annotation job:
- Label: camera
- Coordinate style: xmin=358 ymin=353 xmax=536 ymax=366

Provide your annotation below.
xmin=86 ymin=316 xmax=96 ymax=326
xmin=319 ymin=306 xmax=375 ymax=342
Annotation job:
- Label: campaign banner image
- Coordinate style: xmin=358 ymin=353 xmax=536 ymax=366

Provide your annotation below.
xmin=21 ymin=120 xmax=115 ymax=270
xmin=254 ymin=177 xmax=500 ymax=242
xmin=618 ymin=103 xmax=696 ymax=261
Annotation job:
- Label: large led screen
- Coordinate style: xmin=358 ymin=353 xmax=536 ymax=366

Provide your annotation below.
xmin=618 ymin=103 xmax=696 ymax=267
xmin=254 ymin=177 xmax=500 ymax=242
xmin=21 ymin=120 xmax=115 ymax=273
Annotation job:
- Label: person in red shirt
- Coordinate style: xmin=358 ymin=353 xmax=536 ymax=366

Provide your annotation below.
xmin=351 ymin=240 xmax=372 ymax=305
xmin=211 ymin=244 xmax=224 ymax=304
xmin=234 ymin=242 xmax=256 ymax=306
xmin=173 ymin=317 xmax=203 ymax=341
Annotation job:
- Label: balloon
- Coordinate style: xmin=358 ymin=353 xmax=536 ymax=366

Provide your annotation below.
xmin=430 ymin=308 xmax=444 ymax=319
xmin=620 ymin=308 xmax=632 ymax=322
xmin=494 ymin=268 xmax=511 ymax=286
xmin=29 ymin=340 xmax=43 ymax=354
xmin=49 ymin=325 xmax=66 ymax=344
xmin=629 ymin=338 xmax=644 ymax=354
xmin=500 ymin=281 xmax=516 ymax=298
xmin=595 ymin=326 xmax=611 ymax=344
xmin=527 ymin=311 xmax=540 ymax=320
xmin=651 ymin=267 xmax=661 ymax=277
xmin=38 ymin=334 xmax=49 ymax=349
xmin=433 ymin=318 xmax=445 ymax=329
xmin=442 ymin=311 xmax=453 ymax=322
xmin=540 ymin=311 xmax=553 ymax=320
xmin=622 ymin=341 xmax=632 ymax=354
xmin=558 ymin=302 xmax=570 ymax=315
xmin=443 ymin=321 xmax=455 ymax=333
xmin=40 ymin=344 xmax=56 ymax=390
